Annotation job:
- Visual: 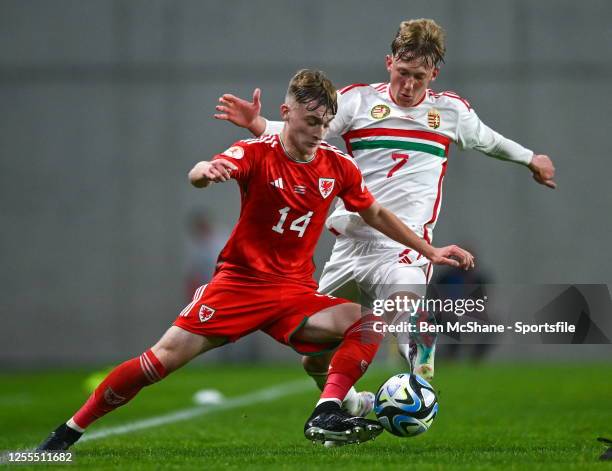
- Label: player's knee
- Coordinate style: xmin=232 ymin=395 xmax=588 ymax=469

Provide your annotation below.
xmin=151 ymin=327 xmax=215 ymax=373
xmin=150 ymin=344 xmax=182 ymax=373
xmin=339 ymin=302 xmax=364 ymax=330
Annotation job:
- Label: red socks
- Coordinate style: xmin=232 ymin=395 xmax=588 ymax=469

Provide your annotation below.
xmin=70 ymin=316 xmax=381 ymax=428
xmin=72 ymin=349 xmax=167 ymax=429
xmin=321 ymin=314 xmax=384 ymax=401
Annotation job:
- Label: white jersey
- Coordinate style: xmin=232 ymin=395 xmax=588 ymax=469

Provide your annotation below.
xmin=265 ymin=83 xmax=533 ymax=250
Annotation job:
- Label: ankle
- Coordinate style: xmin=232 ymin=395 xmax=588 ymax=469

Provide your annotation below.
xmin=66 ymin=417 xmax=85 ymax=433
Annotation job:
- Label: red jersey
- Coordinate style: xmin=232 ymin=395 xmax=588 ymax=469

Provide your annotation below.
xmin=211 ymin=134 xmax=375 ymax=282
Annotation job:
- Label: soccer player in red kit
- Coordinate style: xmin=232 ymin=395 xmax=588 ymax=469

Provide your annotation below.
xmin=38 ymin=70 xmax=473 ymax=450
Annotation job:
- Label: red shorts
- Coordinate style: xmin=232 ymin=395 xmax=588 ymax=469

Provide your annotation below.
xmin=173 ymin=269 xmax=349 ymax=355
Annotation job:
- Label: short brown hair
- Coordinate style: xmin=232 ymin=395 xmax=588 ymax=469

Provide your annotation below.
xmin=286 ymin=69 xmax=337 ymax=116
xmin=391 ymin=18 xmax=446 ymax=67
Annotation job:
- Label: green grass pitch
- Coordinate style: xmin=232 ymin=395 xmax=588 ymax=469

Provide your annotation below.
xmin=1 ymin=362 xmax=611 ymax=470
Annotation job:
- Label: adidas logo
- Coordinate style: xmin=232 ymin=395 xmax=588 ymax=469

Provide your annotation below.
xmin=270 ymin=177 xmax=284 ymax=189
xmin=398 ymin=249 xmax=412 ymax=265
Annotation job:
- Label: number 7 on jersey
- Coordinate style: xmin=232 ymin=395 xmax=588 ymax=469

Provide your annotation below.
xmin=387 ymin=153 xmax=409 ymax=178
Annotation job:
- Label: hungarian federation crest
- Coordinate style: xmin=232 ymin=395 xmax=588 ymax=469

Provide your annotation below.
xmin=427 ymin=108 xmax=441 ymax=129
xmin=371 ymin=104 xmax=391 ymax=119
xmin=319 ymin=178 xmax=335 ymax=199
xmin=198 ymin=305 xmax=216 ymax=323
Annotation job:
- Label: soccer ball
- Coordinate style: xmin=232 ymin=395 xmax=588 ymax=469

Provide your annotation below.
xmin=374 ymin=373 xmax=438 ymax=437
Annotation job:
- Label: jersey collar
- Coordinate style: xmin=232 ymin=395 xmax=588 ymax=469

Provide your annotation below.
xmin=277 ymin=135 xmax=317 ymax=164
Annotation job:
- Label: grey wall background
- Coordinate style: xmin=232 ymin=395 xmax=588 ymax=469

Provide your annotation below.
xmin=1 ymin=0 xmax=611 ymax=367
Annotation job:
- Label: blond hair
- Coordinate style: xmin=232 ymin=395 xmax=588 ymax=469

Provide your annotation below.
xmin=286 ymin=69 xmax=337 ymax=116
xmin=391 ymin=19 xmax=446 ymax=67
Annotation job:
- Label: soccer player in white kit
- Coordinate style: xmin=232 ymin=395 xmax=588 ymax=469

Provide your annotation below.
xmin=214 ymin=18 xmax=556 ymax=415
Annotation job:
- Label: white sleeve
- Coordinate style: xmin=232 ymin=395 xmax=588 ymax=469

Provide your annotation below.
xmin=457 ymin=107 xmax=533 ymax=166
xmin=263 ymin=119 xmax=284 ymax=135
xmin=325 ymin=90 xmax=357 ymax=139
xmin=263 ymin=88 xmax=357 ymax=139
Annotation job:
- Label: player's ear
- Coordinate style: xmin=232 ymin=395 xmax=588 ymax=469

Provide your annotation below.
xmin=280 ymin=103 xmax=290 ymax=121
xmin=385 ymin=55 xmax=393 ymax=72
xmin=431 ymin=67 xmax=440 ymax=81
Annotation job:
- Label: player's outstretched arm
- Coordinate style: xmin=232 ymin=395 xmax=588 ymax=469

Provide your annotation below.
xmin=358 ymin=202 xmax=475 ymax=270
xmin=528 ymin=154 xmax=556 ymax=189
xmin=457 ymin=106 xmax=557 ymax=189
xmin=214 ymin=88 xmax=267 ymax=136
xmin=188 ymin=159 xmax=238 ymax=188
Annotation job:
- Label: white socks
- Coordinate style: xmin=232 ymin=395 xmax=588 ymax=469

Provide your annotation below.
xmin=66 ymin=417 xmax=85 ymax=433
xmin=316 ymin=398 xmax=342 ymax=407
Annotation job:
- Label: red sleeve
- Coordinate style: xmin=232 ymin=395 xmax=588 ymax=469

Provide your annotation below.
xmin=212 ymin=141 xmax=254 ymax=183
xmin=337 ymin=157 xmax=375 ymax=212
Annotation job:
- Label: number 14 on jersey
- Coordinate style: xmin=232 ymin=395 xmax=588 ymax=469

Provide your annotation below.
xmin=272 ymin=207 xmax=313 ymax=238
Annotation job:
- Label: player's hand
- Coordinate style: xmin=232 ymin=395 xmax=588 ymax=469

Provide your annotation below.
xmin=189 ymin=159 xmax=238 ymax=187
xmin=214 ymin=88 xmax=264 ymax=135
xmin=201 ymin=159 xmax=237 ymax=182
xmin=528 ymin=154 xmax=556 ymax=189
xmin=428 ymin=245 xmax=475 ymax=270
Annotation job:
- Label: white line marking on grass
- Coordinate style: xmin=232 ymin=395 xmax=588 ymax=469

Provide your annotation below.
xmin=81 ymin=378 xmax=311 ymax=442
xmin=0 ymin=379 xmax=312 ymax=463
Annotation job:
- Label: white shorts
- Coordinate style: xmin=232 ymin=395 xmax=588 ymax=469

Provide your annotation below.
xmin=318 ymin=236 xmax=433 ymax=307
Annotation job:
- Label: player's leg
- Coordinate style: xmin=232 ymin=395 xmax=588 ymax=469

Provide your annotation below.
xmin=301 ymin=351 xmax=331 ymax=391
xmin=301 ymin=351 xmax=374 ymax=418
xmin=377 ymin=262 xmax=435 ymax=381
xmin=37 ymin=327 xmax=226 ymax=450
xmin=304 ymin=237 xmax=371 ymax=417
xmin=295 ymin=302 xmax=385 ymax=444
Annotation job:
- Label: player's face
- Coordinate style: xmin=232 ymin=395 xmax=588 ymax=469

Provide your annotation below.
xmin=280 ymin=101 xmax=334 ymax=158
xmin=386 ymin=55 xmax=438 ymax=108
